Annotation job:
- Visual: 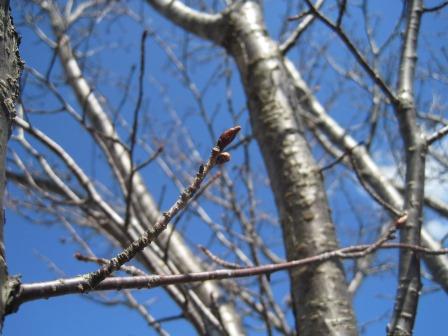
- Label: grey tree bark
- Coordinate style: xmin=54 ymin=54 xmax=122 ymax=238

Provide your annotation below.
xmin=388 ymin=1 xmax=424 ymax=334
xmin=0 ymin=0 xmax=22 ymax=329
xmin=221 ymin=3 xmax=357 ymax=335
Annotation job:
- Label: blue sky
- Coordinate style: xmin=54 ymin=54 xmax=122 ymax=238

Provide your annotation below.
xmin=4 ymin=1 xmax=448 ymax=335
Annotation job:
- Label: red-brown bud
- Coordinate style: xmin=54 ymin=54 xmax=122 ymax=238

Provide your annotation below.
xmin=216 ymin=126 xmax=241 ymax=151
xmin=216 ymin=152 xmax=231 ymax=164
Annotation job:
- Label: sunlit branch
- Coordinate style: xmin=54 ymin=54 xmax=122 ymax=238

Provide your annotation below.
xmin=348 ymin=152 xmax=403 ymax=217
xmin=388 ymin=1 xmax=425 ymax=334
xmin=162 ymin=172 xmax=222 ymax=261
xmin=9 ymin=225 xmax=448 ymax=313
xmin=427 ymin=124 xmax=448 ymax=145
xmin=12 ymin=105 xmax=82 ymax=204
xmin=82 ymin=126 xmax=240 ymax=289
xmin=144 ymin=0 xmax=228 ymax=44
xmin=14 ymin=117 xmax=124 ymax=226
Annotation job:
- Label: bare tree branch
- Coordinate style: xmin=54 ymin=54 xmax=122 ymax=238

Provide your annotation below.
xmin=280 ymin=0 xmax=324 ymax=54
xmin=144 ymin=0 xmax=229 ymax=44
xmin=84 ymin=126 xmax=240 ymax=289
xmin=388 ymin=1 xmax=425 ymax=334
xmin=422 ymin=1 xmax=448 ymax=13
xmin=283 ymin=58 xmax=448 ymax=295
xmin=303 ymin=0 xmax=397 ymax=104
xmin=9 ymin=226 xmax=448 ymax=313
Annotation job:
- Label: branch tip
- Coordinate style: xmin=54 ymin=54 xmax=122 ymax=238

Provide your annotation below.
xmin=216 ymin=125 xmax=241 ymax=151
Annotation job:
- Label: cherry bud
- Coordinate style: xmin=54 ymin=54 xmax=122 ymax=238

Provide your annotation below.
xmin=217 ymin=126 xmax=241 ymax=151
xmin=216 ymin=152 xmax=231 ymax=164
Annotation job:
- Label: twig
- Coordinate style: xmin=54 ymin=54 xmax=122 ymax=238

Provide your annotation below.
xmin=422 ymin=1 xmax=448 ymax=12
xmin=74 ymin=253 xmax=147 ymax=277
xmin=303 ymin=0 xmax=397 ymax=105
xmin=82 ymin=126 xmax=241 ymax=290
xmin=198 ymin=245 xmax=243 ymax=269
xmin=14 ymin=117 xmax=124 ymax=227
xmin=281 ymin=0 xmax=324 ymax=54
xmin=427 ymin=124 xmax=448 ymax=146
xmin=320 ymin=142 xmax=362 ymax=172
xmin=348 ymin=150 xmax=403 ymax=217
xmin=123 ymin=291 xmax=170 ymax=336
xmin=124 ymin=30 xmax=148 ymax=230
xmin=336 ymin=0 xmax=347 ymax=27
xmin=9 ymin=237 xmax=448 ymax=313
xmin=163 ymin=171 xmax=223 ymax=262
xmin=134 ymin=145 xmax=164 ymax=172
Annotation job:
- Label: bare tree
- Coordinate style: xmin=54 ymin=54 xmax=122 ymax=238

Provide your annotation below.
xmin=2 ymin=1 xmax=448 ymax=335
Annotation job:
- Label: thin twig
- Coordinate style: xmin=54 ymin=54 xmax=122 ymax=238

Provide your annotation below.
xmin=124 ymin=30 xmax=148 ymax=230
xmin=320 ymin=142 xmax=362 ymax=172
xmin=336 ymin=0 xmax=347 ymax=27
xmin=427 ymin=124 xmax=448 ymax=145
xmin=74 ymin=253 xmax=147 ymax=276
xmin=134 ymin=145 xmax=164 ymax=172
xmin=83 ymin=126 xmax=241 ymax=290
xmin=422 ymin=1 xmax=448 ymax=12
xmin=198 ymin=245 xmax=243 ymax=269
xmin=281 ymin=0 xmax=324 ymax=54
xmin=349 ymin=150 xmax=403 ymax=217
xmin=303 ymin=0 xmax=397 ymax=105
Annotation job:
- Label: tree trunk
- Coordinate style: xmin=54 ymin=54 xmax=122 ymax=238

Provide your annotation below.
xmin=223 ymin=2 xmax=357 ymax=335
xmin=0 ymin=0 xmax=22 ymax=329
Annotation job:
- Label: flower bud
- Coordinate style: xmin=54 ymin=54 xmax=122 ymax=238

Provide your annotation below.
xmin=216 ymin=152 xmax=231 ymax=164
xmin=216 ymin=126 xmax=241 ymax=151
